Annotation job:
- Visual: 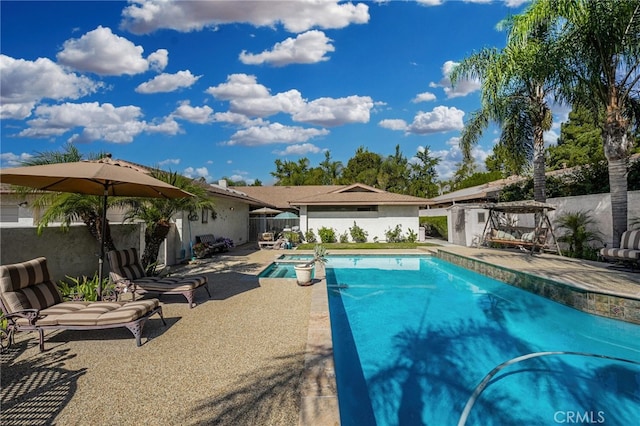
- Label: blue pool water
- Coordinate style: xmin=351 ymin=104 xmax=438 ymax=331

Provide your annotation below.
xmin=258 ymin=255 xmax=313 ymax=278
xmin=326 ymin=255 xmax=640 ymax=426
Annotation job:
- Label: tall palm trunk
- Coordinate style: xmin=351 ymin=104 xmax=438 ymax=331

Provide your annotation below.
xmin=141 ymin=220 xmax=172 ymax=273
xmin=603 ymin=102 xmax=631 ymax=248
xmin=82 ymin=212 xmax=116 ymax=253
xmin=532 ymin=126 xmax=546 ymax=202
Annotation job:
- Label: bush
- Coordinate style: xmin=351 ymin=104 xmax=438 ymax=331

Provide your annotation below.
xmin=385 ymin=224 xmax=406 ymax=243
xmin=318 ymin=226 xmax=337 ymax=243
xmin=339 ymin=231 xmax=349 ymax=243
xmin=58 ymin=273 xmax=112 ymax=301
xmin=406 ymin=228 xmax=417 ymax=243
xmin=349 ymin=221 xmax=368 ymax=243
xmin=555 ymin=211 xmax=603 ymax=260
xmin=305 ymin=229 xmax=317 ymax=243
xmin=420 ymin=216 xmax=448 ymax=239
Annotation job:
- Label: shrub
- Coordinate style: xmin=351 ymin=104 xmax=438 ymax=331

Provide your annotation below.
xmin=406 ymin=228 xmax=417 ymax=243
xmin=385 ymin=224 xmax=406 ymax=243
xmin=58 ymin=273 xmax=113 ymax=301
xmin=318 ymin=226 xmax=337 ymax=243
xmin=555 ymin=211 xmax=603 ymax=260
xmin=305 ymin=229 xmax=317 ymax=243
xmin=349 ymin=221 xmax=368 ymax=243
xmin=339 ymin=231 xmax=349 ymax=243
xmin=420 ymin=216 xmax=448 ymax=239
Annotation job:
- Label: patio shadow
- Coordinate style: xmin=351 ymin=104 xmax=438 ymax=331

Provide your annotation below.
xmin=1 ymin=341 xmax=86 ymax=426
xmin=183 ymin=348 xmax=333 ymax=425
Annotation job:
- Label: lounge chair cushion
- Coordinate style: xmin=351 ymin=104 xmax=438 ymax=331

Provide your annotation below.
xmin=13 ymin=299 xmax=160 ymax=327
xmin=0 ymin=257 xmax=63 ymax=312
xmin=129 ymin=276 xmax=206 ymax=291
xmin=107 ymin=248 xmax=146 ymax=280
xmin=600 ymin=230 xmax=640 ymax=261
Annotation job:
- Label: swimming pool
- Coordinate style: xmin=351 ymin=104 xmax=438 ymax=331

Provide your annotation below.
xmin=325 ymin=255 xmax=640 ymax=426
xmin=258 ymin=255 xmax=313 ymax=279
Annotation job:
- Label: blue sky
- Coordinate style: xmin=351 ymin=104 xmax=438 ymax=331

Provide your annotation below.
xmin=1 ymin=0 xmax=555 ymax=185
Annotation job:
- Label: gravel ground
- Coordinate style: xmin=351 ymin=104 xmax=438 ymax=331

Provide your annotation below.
xmin=1 ymin=246 xmax=313 ymax=426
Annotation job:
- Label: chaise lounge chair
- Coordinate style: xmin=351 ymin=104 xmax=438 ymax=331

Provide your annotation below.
xmin=0 ymin=257 xmax=165 ymax=352
xmin=107 ymin=248 xmax=211 ymax=308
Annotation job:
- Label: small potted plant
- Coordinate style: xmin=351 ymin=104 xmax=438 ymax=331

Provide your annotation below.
xmin=294 ymin=244 xmax=328 ymax=286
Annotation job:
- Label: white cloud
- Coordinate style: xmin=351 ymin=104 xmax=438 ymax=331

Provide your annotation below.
xmin=159 ymin=158 xmax=180 ymax=166
xmin=406 ymin=106 xmax=465 ymax=134
xmin=240 ymin=30 xmax=335 ymax=66
xmin=273 ymin=143 xmax=322 ymax=156
xmin=379 ymin=119 xmax=408 ymax=131
xmin=145 ymin=116 xmax=181 ymax=135
xmin=412 ymin=92 xmax=436 ymax=103
xmin=429 ymin=60 xmax=481 ymax=99
xmin=183 ymin=166 xmax=212 ymax=181
xmin=147 ymin=49 xmax=169 ymax=72
xmin=57 ymin=26 xmax=165 ymax=76
xmin=231 ymin=89 xmax=305 ymax=117
xmin=213 ymin=111 xmax=267 ymax=127
xmin=15 ymin=102 xmax=178 ymax=143
xmin=417 ymin=0 xmax=444 ymax=6
xmin=504 ymin=0 xmax=529 ymax=7
xmin=206 ymin=74 xmax=271 ymax=100
xmin=121 ymin=0 xmax=369 ymax=34
xmin=0 ymin=55 xmax=100 ymax=119
xmin=293 ymin=95 xmax=374 ymax=126
xmin=207 ymin=74 xmax=374 ymax=125
xmin=172 ymin=101 xmax=214 ymax=124
xmin=0 ymin=152 xmax=33 ymax=168
xmin=432 ymin=137 xmax=492 ymax=180
xmin=224 ymin=122 xmax=329 ymax=146
xmin=136 ymin=70 xmax=201 ymax=94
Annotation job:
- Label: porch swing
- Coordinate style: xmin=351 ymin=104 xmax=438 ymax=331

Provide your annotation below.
xmin=480 ymin=200 xmax=562 ymax=255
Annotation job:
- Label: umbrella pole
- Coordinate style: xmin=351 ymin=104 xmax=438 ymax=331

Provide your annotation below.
xmin=97 ymin=189 xmax=108 ymax=301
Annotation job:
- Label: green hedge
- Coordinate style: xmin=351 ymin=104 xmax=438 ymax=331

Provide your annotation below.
xmin=420 ymin=216 xmax=448 ymax=240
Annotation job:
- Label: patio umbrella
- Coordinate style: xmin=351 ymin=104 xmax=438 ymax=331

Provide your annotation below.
xmin=274 ymin=211 xmax=298 ymax=219
xmin=249 ymin=207 xmax=282 ymax=215
xmin=0 ymin=156 xmax=193 ymax=299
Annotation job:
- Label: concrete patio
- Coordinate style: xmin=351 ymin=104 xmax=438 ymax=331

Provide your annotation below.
xmin=2 ymin=243 xmax=639 ymax=425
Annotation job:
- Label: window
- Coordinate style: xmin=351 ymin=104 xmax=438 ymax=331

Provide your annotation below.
xmin=201 ymin=208 xmax=208 ymax=224
xmin=477 ymin=212 xmax=486 ymax=223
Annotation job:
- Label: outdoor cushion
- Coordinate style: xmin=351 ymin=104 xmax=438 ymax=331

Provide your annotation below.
xmin=107 ymin=248 xmax=210 ymax=308
xmin=600 ymin=248 xmax=640 ymax=260
xmin=600 ymin=230 xmax=640 ymax=264
xmin=620 ymin=230 xmax=640 ymax=250
xmin=0 ymin=257 xmax=165 ymax=351
xmin=0 ymin=257 xmax=63 ymax=312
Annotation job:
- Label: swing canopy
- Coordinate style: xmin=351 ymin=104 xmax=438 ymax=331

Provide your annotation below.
xmin=480 ymin=200 xmax=561 ymax=254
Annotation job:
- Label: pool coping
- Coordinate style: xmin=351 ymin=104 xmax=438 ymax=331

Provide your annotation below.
xmin=435 ymin=248 xmax=640 ymax=325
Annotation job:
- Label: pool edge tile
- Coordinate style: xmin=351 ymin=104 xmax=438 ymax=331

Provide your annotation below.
xmin=300 ymin=275 xmax=340 ymax=426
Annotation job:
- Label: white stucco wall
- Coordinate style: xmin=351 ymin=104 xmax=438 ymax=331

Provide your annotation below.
xmin=299 ymin=205 xmax=420 ymax=242
xmin=173 ymin=198 xmax=250 ymax=261
xmin=440 ymin=191 xmax=640 ymax=248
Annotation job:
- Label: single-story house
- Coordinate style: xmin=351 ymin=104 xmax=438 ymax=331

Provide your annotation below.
xmin=239 ymin=183 xmax=432 ymax=242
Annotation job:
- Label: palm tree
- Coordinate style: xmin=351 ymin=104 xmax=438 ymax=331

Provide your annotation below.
xmin=510 ymin=0 xmax=640 ymax=246
xmin=19 ymin=144 xmax=117 ymax=252
xmin=555 ymin=211 xmax=602 ymax=259
xmin=450 ymin=19 xmax=559 ymax=202
xmin=124 ymin=171 xmax=215 ymax=273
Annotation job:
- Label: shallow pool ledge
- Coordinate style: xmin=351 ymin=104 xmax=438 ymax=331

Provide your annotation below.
xmin=299 ymin=267 xmax=340 ymax=426
xmin=435 ymin=247 xmax=640 ymax=325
